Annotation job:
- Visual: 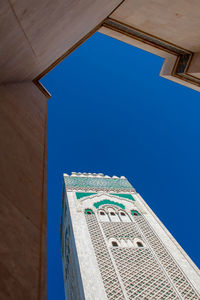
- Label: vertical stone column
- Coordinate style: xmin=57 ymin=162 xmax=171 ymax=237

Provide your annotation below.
xmin=0 ymin=82 xmax=48 ymax=299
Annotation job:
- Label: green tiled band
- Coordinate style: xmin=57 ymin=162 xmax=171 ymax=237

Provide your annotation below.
xmin=93 ymin=200 xmax=125 ymax=210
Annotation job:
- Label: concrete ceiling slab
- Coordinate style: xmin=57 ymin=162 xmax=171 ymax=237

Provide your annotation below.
xmin=110 ymin=0 xmax=200 ymax=52
xmin=0 ymin=0 xmax=122 ymax=83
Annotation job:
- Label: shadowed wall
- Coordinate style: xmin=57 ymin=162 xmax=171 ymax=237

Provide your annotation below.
xmin=0 ymin=82 xmax=47 ymax=299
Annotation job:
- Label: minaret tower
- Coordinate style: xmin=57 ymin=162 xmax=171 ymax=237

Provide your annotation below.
xmin=60 ymin=172 xmax=200 ymax=300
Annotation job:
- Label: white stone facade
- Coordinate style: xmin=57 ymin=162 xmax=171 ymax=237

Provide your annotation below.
xmin=60 ymin=173 xmax=200 ymax=299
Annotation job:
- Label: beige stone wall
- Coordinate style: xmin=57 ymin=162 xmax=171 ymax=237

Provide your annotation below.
xmin=0 ymin=82 xmax=47 ymax=300
xmin=0 ymin=0 xmax=122 ymax=82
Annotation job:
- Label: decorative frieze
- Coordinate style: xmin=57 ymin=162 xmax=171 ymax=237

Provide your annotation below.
xmin=64 ymin=173 xmax=135 ymax=192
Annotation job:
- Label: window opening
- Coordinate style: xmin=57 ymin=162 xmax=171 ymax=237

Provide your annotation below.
xmin=131 ymin=209 xmax=141 ymax=216
xmin=84 ymin=208 xmax=94 ymax=215
xmin=120 ymin=212 xmax=126 ymax=216
xmin=100 ymin=211 xmax=105 ymax=215
xmin=112 ymin=241 xmax=118 ymax=247
xmin=137 ymin=241 xmax=143 ymax=247
xmin=110 ymin=212 xmax=115 ymax=216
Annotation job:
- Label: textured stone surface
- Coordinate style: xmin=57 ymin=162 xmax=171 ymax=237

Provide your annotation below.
xmin=110 ymin=0 xmax=200 ymax=52
xmin=0 ymin=82 xmax=47 ymax=299
xmin=0 ymin=192 xmax=39 ymax=299
xmin=0 ymin=82 xmax=46 ymax=227
xmin=0 ymin=0 xmax=122 ymax=82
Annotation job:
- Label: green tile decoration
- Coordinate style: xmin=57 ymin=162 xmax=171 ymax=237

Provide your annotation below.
xmin=131 ymin=210 xmax=141 ymax=216
xmin=84 ymin=209 xmax=94 ymax=215
xmin=110 ymin=193 xmax=135 ymax=201
xmin=76 ymin=192 xmax=97 ymax=199
xmin=64 ymin=176 xmax=134 ymax=191
xmin=93 ymin=200 xmax=125 ymax=210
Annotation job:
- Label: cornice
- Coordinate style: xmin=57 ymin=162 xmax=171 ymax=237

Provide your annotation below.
xmin=103 ymin=18 xmax=200 ymax=89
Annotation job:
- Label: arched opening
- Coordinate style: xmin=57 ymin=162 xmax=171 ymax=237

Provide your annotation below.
xmin=84 ymin=209 xmax=94 ymax=215
xmin=112 ymin=241 xmax=118 ymax=247
xmin=133 ymin=238 xmax=146 ymax=248
xmin=137 ymin=241 xmax=143 ymax=248
xmin=131 ymin=210 xmax=141 ymax=217
xmin=107 ymin=207 xmax=120 ymax=222
xmin=119 ymin=211 xmax=131 ymax=222
xmin=109 ymin=238 xmax=120 ymax=247
xmin=98 ymin=209 xmax=110 ymax=222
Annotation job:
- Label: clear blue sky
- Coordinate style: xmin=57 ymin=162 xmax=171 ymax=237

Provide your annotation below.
xmin=41 ymin=32 xmax=200 ymax=300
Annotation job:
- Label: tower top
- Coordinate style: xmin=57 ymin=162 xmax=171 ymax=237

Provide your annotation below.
xmin=63 ymin=172 xmax=135 ymax=193
xmin=63 ymin=172 xmax=126 ymax=179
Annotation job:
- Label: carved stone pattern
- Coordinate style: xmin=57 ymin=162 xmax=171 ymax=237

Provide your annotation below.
xmin=67 ymin=187 xmax=134 ymax=193
xmin=101 ymin=222 xmax=142 ymax=240
xmin=65 ymin=176 xmax=134 ymax=192
xmin=101 ymin=222 xmax=178 ymax=299
xmin=85 ymin=214 xmax=124 ymax=300
xmin=135 ymin=216 xmax=200 ymax=299
xmin=112 ymin=248 xmax=178 ymax=299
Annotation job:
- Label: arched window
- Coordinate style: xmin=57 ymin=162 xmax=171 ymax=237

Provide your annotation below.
xmin=137 ymin=241 xmax=143 ymax=247
xmin=119 ymin=211 xmax=131 ymax=222
xmin=84 ymin=209 xmax=94 ymax=215
xmin=133 ymin=238 xmax=146 ymax=248
xmin=107 ymin=207 xmax=120 ymax=222
xmin=131 ymin=210 xmax=141 ymax=216
xmin=112 ymin=241 xmax=118 ymax=247
xmin=98 ymin=210 xmax=110 ymax=222
xmin=109 ymin=238 xmax=120 ymax=247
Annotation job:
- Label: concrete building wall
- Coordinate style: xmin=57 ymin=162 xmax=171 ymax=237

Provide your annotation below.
xmin=0 ymin=82 xmax=48 ymax=300
xmin=0 ymin=0 xmax=123 ymax=82
xmin=110 ymin=0 xmax=200 ymax=52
